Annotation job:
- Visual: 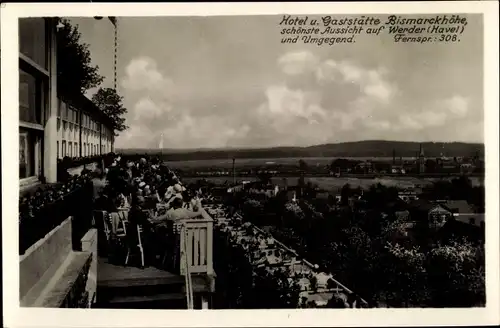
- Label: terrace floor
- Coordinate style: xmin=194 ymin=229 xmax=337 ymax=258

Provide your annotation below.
xmin=98 ymin=256 xmax=181 ymax=287
xmin=96 ymin=257 xmax=215 ymax=309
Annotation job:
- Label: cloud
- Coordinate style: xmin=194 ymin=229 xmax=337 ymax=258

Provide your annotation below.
xmin=443 ymin=95 xmax=469 ymax=117
xmin=160 ymin=115 xmax=251 ymax=149
xmin=122 ymin=57 xmax=174 ymax=93
xmin=116 ymin=51 xmax=481 ymax=149
xmin=118 ymin=56 xmax=254 ymax=149
xmin=249 ymin=51 xmax=400 ymax=145
xmin=278 ymin=51 xmax=320 ymax=76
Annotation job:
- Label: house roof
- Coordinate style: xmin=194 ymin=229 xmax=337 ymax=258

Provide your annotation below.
xmin=408 ymin=199 xmax=436 ymax=212
xmin=442 ymin=200 xmax=474 ymax=214
xmin=454 ymin=213 xmax=485 ymax=227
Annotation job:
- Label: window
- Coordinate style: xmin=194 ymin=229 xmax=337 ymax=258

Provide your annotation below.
xmin=63 ymin=121 xmax=67 ymax=139
xmin=19 ymin=18 xmax=50 ymax=182
xmin=19 ymin=69 xmax=42 ymax=124
xmin=62 ymin=140 xmax=67 ymax=157
xmin=57 ymin=99 xmax=62 ymax=117
xmin=19 ymin=18 xmax=48 ymax=70
xmin=60 ymin=101 xmax=67 ymax=120
xmin=56 ymin=141 xmax=59 ymax=159
xmin=74 ymin=143 xmax=78 ymax=157
xmin=68 ymin=142 xmax=72 ymax=157
xmin=83 ymin=143 xmax=86 ymax=156
xmin=64 ymin=105 xmax=69 ymax=122
xmin=19 ymin=129 xmax=41 ymax=179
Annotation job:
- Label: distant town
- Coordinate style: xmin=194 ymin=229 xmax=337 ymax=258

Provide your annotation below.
xmin=119 ymin=142 xmax=484 ymax=179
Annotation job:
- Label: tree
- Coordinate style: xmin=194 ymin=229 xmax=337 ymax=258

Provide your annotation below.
xmin=56 ymin=18 xmax=104 ymax=95
xmin=241 ymin=199 xmax=264 ymax=224
xmin=252 ymin=267 xmax=301 ymax=308
xmin=330 ymin=158 xmax=352 ymax=173
xmin=426 ymin=242 xmax=485 ymax=307
xmin=298 ymin=159 xmax=308 ymax=172
xmin=257 ymin=171 xmax=272 ymax=185
xmin=92 ymin=87 xmax=129 ymax=135
xmin=383 ymin=243 xmax=428 ymax=307
xmin=340 ymin=183 xmax=351 ymax=206
xmin=309 ymin=275 xmax=318 ymax=292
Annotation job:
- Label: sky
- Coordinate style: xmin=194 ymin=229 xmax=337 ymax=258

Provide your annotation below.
xmin=71 ymin=14 xmax=484 ymax=150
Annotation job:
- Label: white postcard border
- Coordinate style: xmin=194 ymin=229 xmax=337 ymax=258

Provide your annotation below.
xmin=2 ymin=1 xmax=499 ymax=327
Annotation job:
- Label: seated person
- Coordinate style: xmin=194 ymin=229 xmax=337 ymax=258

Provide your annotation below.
xmin=151 ymin=197 xmax=203 ymax=228
xmin=161 ymin=184 xmax=184 ymax=208
xmin=183 ymin=191 xmax=202 ymax=211
xmin=164 ymin=183 xmax=182 ymax=200
xmin=129 ymin=195 xmax=150 ymax=226
xmin=117 ymin=192 xmax=131 ymax=209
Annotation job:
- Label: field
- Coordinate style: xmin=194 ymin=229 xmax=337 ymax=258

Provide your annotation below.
xmin=172 ymin=157 xmax=484 ymax=191
xmin=165 ymin=157 xmax=411 ymax=169
xmin=180 ymin=176 xmax=430 ymax=190
xmin=180 ymin=175 xmax=484 ymax=191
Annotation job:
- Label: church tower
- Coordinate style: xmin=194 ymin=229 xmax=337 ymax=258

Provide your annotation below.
xmin=418 ymin=144 xmax=425 ymax=174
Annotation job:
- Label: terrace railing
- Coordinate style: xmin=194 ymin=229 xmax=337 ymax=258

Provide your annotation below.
xmin=181 ymin=224 xmax=195 ymax=309
xmin=179 ymin=209 xmax=214 ymax=276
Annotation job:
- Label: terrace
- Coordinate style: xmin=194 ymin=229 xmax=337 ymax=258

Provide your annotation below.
xmin=95 ymin=212 xmax=215 ymax=309
xmin=19 ymin=160 xmax=217 ymax=309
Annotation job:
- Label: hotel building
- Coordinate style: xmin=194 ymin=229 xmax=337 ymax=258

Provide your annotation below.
xmin=19 ymin=17 xmax=115 ymax=308
xmin=19 ymin=17 xmax=114 ymax=189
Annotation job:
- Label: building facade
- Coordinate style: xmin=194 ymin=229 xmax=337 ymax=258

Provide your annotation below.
xmin=56 ymin=95 xmax=114 ymax=160
xmin=19 ymin=17 xmax=114 ymax=188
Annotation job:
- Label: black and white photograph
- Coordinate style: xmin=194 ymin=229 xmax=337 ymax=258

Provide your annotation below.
xmin=2 ymin=2 xmax=499 ymax=327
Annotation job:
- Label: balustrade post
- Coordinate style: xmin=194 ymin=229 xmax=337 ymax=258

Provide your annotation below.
xmin=180 ymin=224 xmax=187 ymax=276
xmin=206 ymin=219 xmax=214 ymax=275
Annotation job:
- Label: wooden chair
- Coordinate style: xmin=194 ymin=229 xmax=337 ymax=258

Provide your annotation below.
xmin=125 ymin=224 xmax=145 ymax=268
xmin=95 ymin=210 xmax=126 ymax=259
xmin=116 ymin=209 xmax=129 ymax=235
xmin=161 ymin=221 xmax=181 ymax=272
xmin=93 ymin=210 xmax=111 ymax=242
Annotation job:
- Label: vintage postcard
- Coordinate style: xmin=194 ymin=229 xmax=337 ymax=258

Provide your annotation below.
xmin=1 ymin=1 xmax=499 ymax=327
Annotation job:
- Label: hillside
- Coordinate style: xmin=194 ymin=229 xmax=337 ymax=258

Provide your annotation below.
xmin=117 ymin=140 xmax=484 ymax=161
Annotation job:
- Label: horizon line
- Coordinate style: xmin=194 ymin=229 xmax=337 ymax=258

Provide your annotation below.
xmin=115 ymin=139 xmax=485 ymax=151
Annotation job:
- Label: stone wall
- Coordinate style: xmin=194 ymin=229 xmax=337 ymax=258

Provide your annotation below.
xmin=20 ymin=217 xmax=97 ymax=308
xmin=81 ymin=228 xmax=98 ymax=307
xmin=20 ymin=217 xmax=73 ymax=302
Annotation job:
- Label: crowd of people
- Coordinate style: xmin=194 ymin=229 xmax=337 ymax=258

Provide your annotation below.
xmin=94 ymin=154 xmax=206 ymax=269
